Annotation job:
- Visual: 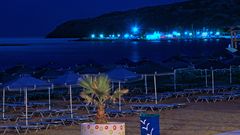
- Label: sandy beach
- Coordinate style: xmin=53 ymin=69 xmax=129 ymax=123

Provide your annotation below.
xmin=15 ymin=97 xmax=240 ymax=135
xmin=1 ymin=0 xmax=240 ymax=135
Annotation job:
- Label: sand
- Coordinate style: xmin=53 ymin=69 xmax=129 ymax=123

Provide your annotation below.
xmin=3 ymin=98 xmax=240 ymax=135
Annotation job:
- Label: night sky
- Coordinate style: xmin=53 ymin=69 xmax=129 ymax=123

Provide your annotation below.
xmin=0 ymin=0 xmax=185 ymax=37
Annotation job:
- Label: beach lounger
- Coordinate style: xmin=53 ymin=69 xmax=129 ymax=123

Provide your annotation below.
xmin=0 ymin=115 xmax=16 ymax=122
xmin=62 ymin=95 xmax=81 ymax=102
xmin=148 ymin=94 xmax=172 ymax=102
xmin=130 ymin=104 xmax=178 ymax=112
xmin=195 ymin=95 xmax=226 ymax=103
xmin=65 ymin=116 xmax=91 ymax=125
xmin=18 ymin=124 xmax=45 ymax=135
xmin=42 ymin=115 xmax=90 ymax=126
xmin=0 ymin=125 xmax=20 ymax=135
xmin=105 ymin=109 xmax=141 ymax=118
xmin=126 ymin=95 xmax=151 ymax=103
xmin=5 ymin=95 xmax=22 ymax=102
xmin=172 ymin=91 xmax=193 ymax=98
xmin=42 ymin=117 xmax=67 ymax=126
xmin=71 ymin=104 xmax=96 ymax=113
xmin=217 ymin=91 xmax=240 ymax=101
xmin=4 ymin=103 xmax=33 ymax=112
xmin=29 ymin=101 xmax=49 ymax=107
xmin=184 ymin=88 xmax=209 ymax=93
xmin=31 ymin=109 xmax=55 ymax=118
xmin=18 ymin=121 xmax=61 ymax=131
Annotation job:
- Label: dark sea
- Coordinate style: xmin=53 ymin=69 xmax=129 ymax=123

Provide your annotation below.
xmin=0 ymin=38 xmax=230 ymax=69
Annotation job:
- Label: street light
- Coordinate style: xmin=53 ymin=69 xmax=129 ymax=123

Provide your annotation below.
xmin=132 ymin=26 xmax=139 ymax=33
xmin=91 ymin=34 xmax=95 ymax=39
xmin=99 ymin=34 xmax=104 ymax=38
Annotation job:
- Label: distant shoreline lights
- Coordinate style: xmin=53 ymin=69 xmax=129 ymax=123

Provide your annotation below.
xmin=89 ymin=26 xmax=226 ymax=40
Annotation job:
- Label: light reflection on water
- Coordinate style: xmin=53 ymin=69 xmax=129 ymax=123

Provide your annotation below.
xmin=0 ymin=38 xmax=229 ymax=68
xmin=130 ymin=42 xmax=140 ymax=62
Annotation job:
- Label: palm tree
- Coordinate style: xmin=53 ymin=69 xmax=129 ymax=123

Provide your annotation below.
xmin=80 ymin=75 xmax=128 ymax=124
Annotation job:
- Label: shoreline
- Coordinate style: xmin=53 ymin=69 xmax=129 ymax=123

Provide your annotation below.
xmin=71 ymin=38 xmax=226 ymax=42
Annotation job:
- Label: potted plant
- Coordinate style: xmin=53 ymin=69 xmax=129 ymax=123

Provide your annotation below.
xmin=80 ymin=75 xmax=128 ymax=135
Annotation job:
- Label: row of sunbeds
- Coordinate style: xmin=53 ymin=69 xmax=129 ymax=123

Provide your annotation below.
xmin=1 ymin=85 xmax=239 ymax=134
xmin=0 ymin=114 xmax=92 ymax=135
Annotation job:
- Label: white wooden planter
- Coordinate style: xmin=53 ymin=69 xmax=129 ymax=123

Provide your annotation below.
xmin=80 ymin=122 xmax=125 ymax=135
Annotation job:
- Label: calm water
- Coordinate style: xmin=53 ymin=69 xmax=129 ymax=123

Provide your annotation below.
xmin=0 ymin=38 xmax=230 ymax=69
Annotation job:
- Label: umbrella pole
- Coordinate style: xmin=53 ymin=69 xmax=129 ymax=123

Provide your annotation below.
xmin=174 ymin=70 xmax=177 ymax=91
xmin=48 ymin=87 xmax=51 ymax=110
xmin=205 ymin=69 xmax=208 ymax=88
xmin=118 ymin=81 xmax=121 ymax=111
xmin=51 ymin=84 xmax=54 ymax=94
xmin=2 ymin=88 xmax=5 ymax=119
xmin=230 ymin=66 xmax=232 ymax=84
xmin=25 ymin=88 xmax=28 ymax=126
xmin=144 ymin=74 xmax=148 ymax=95
xmin=211 ymin=69 xmax=215 ymax=94
xmin=69 ymin=85 xmax=73 ymax=118
xmin=154 ymin=73 xmax=157 ymax=104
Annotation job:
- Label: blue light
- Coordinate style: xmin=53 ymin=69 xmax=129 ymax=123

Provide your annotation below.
xmin=184 ymin=32 xmax=188 ymax=35
xmin=210 ymin=31 xmax=213 ymax=35
xmin=117 ymin=34 xmax=121 ymax=37
xmin=91 ymin=34 xmax=95 ymax=38
xmin=132 ymin=26 xmax=139 ymax=33
xmin=189 ymin=33 xmax=193 ymax=36
xmin=112 ymin=34 xmax=115 ymax=38
xmin=216 ymin=32 xmax=220 ymax=35
xmin=173 ymin=31 xmax=178 ymax=35
xmin=146 ymin=32 xmax=161 ymax=40
xmin=172 ymin=31 xmax=181 ymax=37
xmin=196 ymin=31 xmax=200 ymax=35
xmin=99 ymin=34 xmax=104 ymax=38
xmin=202 ymin=32 xmax=208 ymax=37
xmin=167 ymin=34 xmax=173 ymax=38
xmin=124 ymin=33 xmax=130 ymax=38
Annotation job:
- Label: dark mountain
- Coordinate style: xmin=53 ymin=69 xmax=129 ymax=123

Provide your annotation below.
xmin=47 ymin=0 xmax=240 ymax=38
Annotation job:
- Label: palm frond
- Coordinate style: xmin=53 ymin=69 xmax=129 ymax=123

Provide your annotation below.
xmin=80 ymin=75 xmax=128 ymax=108
xmin=111 ymin=89 xmax=129 ymax=100
xmin=80 ymin=92 xmax=94 ymax=104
